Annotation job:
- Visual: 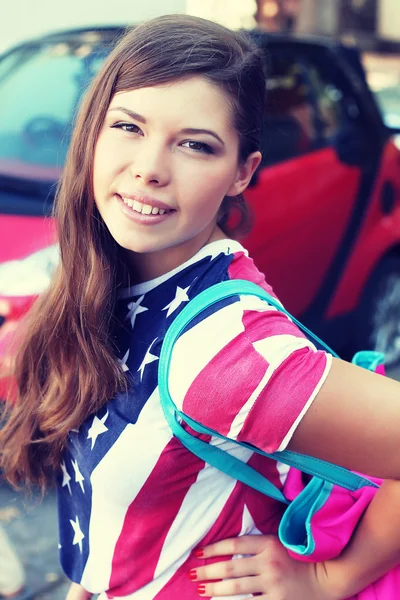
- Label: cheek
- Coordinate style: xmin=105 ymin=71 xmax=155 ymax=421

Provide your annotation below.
xmin=178 ymin=161 xmax=237 ymax=202
xmin=93 ymin=134 xmax=124 ymax=188
xmin=93 ymin=142 xmax=108 ymax=194
xmin=180 ymin=179 xmax=230 ymax=225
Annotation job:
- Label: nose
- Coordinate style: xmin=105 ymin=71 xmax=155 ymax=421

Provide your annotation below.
xmin=131 ymin=138 xmax=170 ymax=187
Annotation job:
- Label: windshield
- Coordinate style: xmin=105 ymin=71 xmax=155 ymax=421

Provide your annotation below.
xmin=0 ymin=35 xmax=110 ymax=182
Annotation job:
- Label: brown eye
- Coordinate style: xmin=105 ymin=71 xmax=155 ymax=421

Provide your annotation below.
xmin=182 ymin=140 xmax=214 ymax=154
xmin=111 ymin=123 xmax=142 ymax=134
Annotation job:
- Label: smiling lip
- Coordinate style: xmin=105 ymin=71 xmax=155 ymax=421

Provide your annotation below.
xmin=118 ymin=192 xmax=174 ymax=212
xmin=116 ymin=194 xmax=174 ymax=225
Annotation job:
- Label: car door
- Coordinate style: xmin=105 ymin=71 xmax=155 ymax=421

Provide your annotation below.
xmin=243 ymin=40 xmax=382 ymax=325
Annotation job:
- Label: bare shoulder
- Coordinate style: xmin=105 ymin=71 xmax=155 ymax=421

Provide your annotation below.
xmin=289 ymin=357 xmax=400 ymax=479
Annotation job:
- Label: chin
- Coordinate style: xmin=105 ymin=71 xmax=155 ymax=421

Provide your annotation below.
xmin=116 ymin=239 xmax=158 ymax=254
xmin=111 ymin=232 xmax=163 ymax=255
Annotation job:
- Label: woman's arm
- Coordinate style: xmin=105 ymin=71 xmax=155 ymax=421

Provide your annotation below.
xmin=288 ymin=357 xmax=400 ymax=478
xmin=193 ymin=482 xmax=400 ymax=598
xmin=322 ymin=478 xmax=400 ymax=597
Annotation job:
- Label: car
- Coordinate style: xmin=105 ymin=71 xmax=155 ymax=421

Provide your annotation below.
xmin=1 ymin=26 xmax=400 ymax=395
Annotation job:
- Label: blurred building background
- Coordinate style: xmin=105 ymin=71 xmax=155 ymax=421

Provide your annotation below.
xmin=254 ymin=0 xmax=400 ymax=94
xmin=1 ymin=0 xmax=400 ymax=53
xmin=188 ymin=0 xmax=400 ymax=52
xmin=0 ymin=0 xmax=188 ymax=54
xmin=255 ymin=0 xmax=400 ymax=52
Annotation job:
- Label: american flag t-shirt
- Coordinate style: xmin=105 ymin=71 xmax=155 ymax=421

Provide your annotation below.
xmin=57 ymin=239 xmax=331 ymax=599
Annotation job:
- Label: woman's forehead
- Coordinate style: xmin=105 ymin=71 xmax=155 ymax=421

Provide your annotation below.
xmin=109 ymin=77 xmax=235 ymax=132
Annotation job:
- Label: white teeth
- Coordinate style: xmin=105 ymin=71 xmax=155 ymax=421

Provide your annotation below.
xmin=121 ymin=196 xmax=169 ymax=216
xmin=141 ymin=204 xmax=152 ymax=215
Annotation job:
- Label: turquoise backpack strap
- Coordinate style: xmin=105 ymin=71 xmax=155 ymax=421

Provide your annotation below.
xmin=158 ymin=279 xmax=378 ymax=501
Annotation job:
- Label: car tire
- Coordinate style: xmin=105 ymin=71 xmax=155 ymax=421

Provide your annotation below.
xmin=354 ymin=254 xmax=400 ymax=368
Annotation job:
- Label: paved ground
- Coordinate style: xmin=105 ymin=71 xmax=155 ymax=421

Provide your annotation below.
xmin=0 ymin=482 xmax=70 ymax=599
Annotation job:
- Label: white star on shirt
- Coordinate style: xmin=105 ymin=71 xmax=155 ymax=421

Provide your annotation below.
xmin=60 ymin=461 xmax=72 ymax=495
xmin=126 ymin=295 xmax=148 ymax=328
xmin=70 ymin=515 xmax=85 ymax=553
xmin=138 ymin=338 xmax=159 ymax=381
xmin=118 ymin=348 xmax=130 ymax=372
xmin=71 ymin=459 xmax=85 ymax=493
xmin=162 ymin=285 xmax=190 ymax=318
xmin=87 ymin=411 xmax=109 ymax=450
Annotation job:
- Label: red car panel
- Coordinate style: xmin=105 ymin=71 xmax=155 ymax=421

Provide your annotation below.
xmin=0 ymin=215 xmax=56 ymax=263
xmin=244 ymin=148 xmax=361 ymax=316
xmin=327 ymin=139 xmax=400 ymax=318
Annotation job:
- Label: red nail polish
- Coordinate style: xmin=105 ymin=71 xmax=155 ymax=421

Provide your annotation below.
xmin=189 ymin=569 xmax=197 ymax=581
xmin=194 ymin=549 xmax=204 ymax=558
xmin=197 ymin=584 xmax=206 ymax=595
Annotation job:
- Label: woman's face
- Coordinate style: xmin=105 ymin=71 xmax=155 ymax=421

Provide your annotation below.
xmin=93 ymin=76 xmax=260 ymax=281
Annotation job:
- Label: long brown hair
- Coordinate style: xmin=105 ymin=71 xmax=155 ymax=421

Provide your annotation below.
xmin=0 ymin=15 xmax=266 ymax=490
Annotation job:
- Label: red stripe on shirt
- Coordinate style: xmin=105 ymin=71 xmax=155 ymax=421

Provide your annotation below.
xmin=242 ymin=308 xmax=308 ymax=343
xmin=228 ymin=251 xmax=275 ymax=293
xmin=245 ymin=453 xmax=286 ymax=533
xmin=155 ymin=481 xmax=246 ymax=598
xmin=238 ymin=346 xmax=327 ymax=453
xmin=182 ymin=332 xmax=270 ymax=437
xmin=108 ymin=435 xmax=209 ymax=597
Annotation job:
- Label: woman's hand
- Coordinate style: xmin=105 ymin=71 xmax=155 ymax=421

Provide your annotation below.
xmin=191 ymin=535 xmax=342 ymax=600
xmin=65 ymin=582 xmax=92 ymax=600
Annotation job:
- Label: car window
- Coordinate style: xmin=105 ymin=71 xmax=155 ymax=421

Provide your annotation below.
xmin=373 ymin=85 xmax=400 ymax=129
xmin=0 ymin=40 xmax=109 ymax=181
xmin=260 ymin=47 xmax=351 ymax=167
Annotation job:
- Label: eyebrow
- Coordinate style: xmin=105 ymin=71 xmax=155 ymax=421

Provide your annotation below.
xmin=181 ymin=128 xmax=225 ymax=146
xmin=109 ymin=107 xmax=146 ymax=123
xmin=108 ymin=107 xmax=225 ymax=146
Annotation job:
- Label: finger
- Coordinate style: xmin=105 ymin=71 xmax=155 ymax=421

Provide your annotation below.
xmin=199 ymin=534 xmax=278 ymax=558
xmin=197 ymin=575 xmax=263 ymax=597
xmin=193 ymin=556 xmax=260 ymax=582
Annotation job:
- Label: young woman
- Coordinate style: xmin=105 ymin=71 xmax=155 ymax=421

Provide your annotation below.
xmin=2 ymin=14 xmax=400 ymax=600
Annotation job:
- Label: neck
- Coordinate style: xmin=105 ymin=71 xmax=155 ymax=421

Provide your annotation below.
xmin=126 ymin=226 xmax=228 ymax=284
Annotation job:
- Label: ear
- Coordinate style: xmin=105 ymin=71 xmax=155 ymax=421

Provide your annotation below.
xmin=226 ymin=151 xmax=262 ymax=197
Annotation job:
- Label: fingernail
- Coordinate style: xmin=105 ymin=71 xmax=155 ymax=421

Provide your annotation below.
xmin=197 ymin=584 xmax=206 ymax=596
xmin=194 ymin=549 xmax=204 ymax=558
xmin=189 ymin=569 xmax=197 ymax=581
